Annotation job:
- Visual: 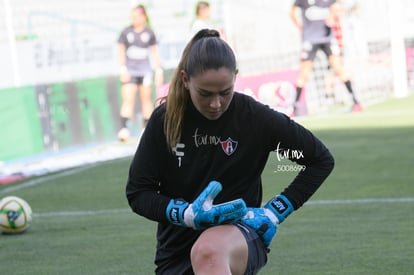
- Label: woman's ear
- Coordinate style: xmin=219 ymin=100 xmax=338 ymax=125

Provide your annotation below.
xmin=180 ymin=70 xmax=189 ymax=89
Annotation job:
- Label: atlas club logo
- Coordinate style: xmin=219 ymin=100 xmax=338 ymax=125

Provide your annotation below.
xmin=221 ymin=138 xmax=238 ymax=156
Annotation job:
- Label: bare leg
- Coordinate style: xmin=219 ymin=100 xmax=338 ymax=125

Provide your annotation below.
xmin=293 ymin=60 xmax=313 ymax=115
xmin=329 ymin=55 xmax=361 ymax=109
xmin=296 ymin=60 xmax=314 ymax=89
xmin=120 ymin=83 xmax=138 ymax=119
xmin=118 ymin=83 xmax=138 ymax=141
xmin=191 ymin=225 xmax=248 ymax=275
xmin=328 ymin=55 xmax=348 ymax=81
xmin=138 ymin=84 xmax=154 ymax=122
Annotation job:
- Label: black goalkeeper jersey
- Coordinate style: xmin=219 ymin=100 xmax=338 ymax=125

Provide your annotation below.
xmin=126 ymin=92 xmax=334 ymax=272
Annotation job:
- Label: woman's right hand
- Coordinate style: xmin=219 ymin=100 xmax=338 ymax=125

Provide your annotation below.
xmin=120 ymin=72 xmax=130 ymax=83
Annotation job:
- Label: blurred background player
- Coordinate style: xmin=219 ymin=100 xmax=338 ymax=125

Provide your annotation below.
xmin=190 ymin=1 xmax=225 ymax=40
xmin=190 ymin=1 xmax=212 ymax=36
xmin=323 ymin=1 xmax=344 ymax=103
xmin=117 ymin=4 xmax=163 ymax=142
xmin=290 ymin=0 xmax=362 ymax=116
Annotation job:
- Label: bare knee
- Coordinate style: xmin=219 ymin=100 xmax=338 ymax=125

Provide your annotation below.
xmin=191 ymin=237 xmax=231 ymax=274
xmin=190 ymin=226 xmax=248 ymax=275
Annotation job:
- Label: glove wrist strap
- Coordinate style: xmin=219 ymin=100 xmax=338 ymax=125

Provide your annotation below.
xmin=264 ymin=194 xmax=294 ymax=223
xmin=166 ymin=199 xmax=189 ymax=227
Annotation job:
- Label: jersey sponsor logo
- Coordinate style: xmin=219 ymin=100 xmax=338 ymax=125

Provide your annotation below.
xmin=140 ymin=32 xmax=151 ymax=43
xmin=274 ymin=142 xmax=304 ymax=161
xmin=193 ymin=128 xmax=238 ymax=156
xmin=193 ymin=128 xmax=221 ymax=147
xmin=305 ymin=6 xmax=330 ymax=21
xmin=126 ymin=46 xmax=149 ymax=60
xmin=127 ymin=32 xmax=135 ymax=43
xmin=221 ymin=138 xmax=238 ymax=156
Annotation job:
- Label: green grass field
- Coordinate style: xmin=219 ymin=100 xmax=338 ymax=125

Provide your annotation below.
xmin=1 ymin=95 xmax=413 ymax=274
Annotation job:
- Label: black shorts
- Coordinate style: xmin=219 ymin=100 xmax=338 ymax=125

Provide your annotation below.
xmin=236 ymin=223 xmax=269 ymax=275
xmin=122 ymin=74 xmax=152 ymax=86
xmin=300 ymin=41 xmax=341 ymax=61
xmin=155 ymin=223 xmax=268 ymax=275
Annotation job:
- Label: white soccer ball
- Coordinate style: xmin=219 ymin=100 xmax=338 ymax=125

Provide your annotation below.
xmin=0 ymin=196 xmax=33 ymax=234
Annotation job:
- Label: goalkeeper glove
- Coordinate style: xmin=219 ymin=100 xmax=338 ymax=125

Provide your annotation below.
xmin=166 ymin=181 xmax=247 ymax=230
xmin=241 ymin=194 xmax=294 ymax=247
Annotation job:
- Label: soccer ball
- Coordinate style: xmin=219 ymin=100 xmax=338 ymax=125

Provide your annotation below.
xmin=0 ymin=196 xmax=33 ymax=234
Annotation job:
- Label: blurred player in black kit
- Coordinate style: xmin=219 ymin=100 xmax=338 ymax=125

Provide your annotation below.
xmin=126 ymin=29 xmax=334 ymax=274
xmin=290 ymin=0 xmax=362 ymax=115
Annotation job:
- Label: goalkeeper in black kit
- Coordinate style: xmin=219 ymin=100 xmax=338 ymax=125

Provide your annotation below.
xmin=126 ymin=29 xmax=335 ymax=275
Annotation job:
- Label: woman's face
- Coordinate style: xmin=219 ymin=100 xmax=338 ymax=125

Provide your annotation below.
xmin=198 ymin=6 xmax=211 ymax=20
xmin=131 ymin=8 xmax=147 ymax=27
xmin=183 ymin=67 xmax=236 ymax=120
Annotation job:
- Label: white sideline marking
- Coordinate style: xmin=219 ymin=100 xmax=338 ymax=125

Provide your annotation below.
xmin=305 ymin=197 xmax=414 ymax=205
xmin=33 ymin=208 xmax=131 ymax=217
xmin=32 ymin=197 xmax=414 ymax=218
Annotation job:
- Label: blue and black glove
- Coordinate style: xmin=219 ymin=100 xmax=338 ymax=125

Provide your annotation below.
xmin=241 ymin=194 xmax=294 ymax=247
xmin=166 ymin=181 xmax=247 ymax=230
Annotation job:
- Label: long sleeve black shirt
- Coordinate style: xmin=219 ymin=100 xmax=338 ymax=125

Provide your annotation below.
xmin=126 ymin=92 xmax=334 ymax=271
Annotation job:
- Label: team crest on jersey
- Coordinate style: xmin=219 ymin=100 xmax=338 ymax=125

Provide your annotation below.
xmin=221 ymin=138 xmax=238 ymax=156
xmin=140 ymin=32 xmax=150 ymax=43
xmin=127 ymin=32 xmax=135 ymax=43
